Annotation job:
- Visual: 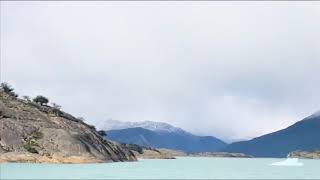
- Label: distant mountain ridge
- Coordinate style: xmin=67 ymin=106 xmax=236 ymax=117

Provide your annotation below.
xmin=224 ymin=111 xmax=320 ymax=157
xmin=97 ymin=119 xmax=188 ymax=134
xmin=106 ymin=127 xmax=227 ymax=153
xmin=100 ymin=120 xmax=227 ymax=153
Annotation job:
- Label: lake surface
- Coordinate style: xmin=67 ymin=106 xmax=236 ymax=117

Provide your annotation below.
xmin=1 ymin=157 xmax=320 ymax=179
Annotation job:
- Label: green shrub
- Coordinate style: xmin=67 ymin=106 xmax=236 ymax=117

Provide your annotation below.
xmin=124 ymin=143 xmax=143 ymax=154
xmin=98 ymin=130 xmax=107 ymax=136
xmin=51 ymin=103 xmax=62 ymax=115
xmin=88 ymin=124 xmax=96 ymax=130
xmin=33 ymin=95 xmax=49 ymax=105
xmin=23 ymin=130 xmax=43 ymax=154
xmin=51 ymin=103 xmax=61 ymax=110
xmin=22 ymin=95 xmax=31 ymax=102
xmin=32 ymin=131 xmax=43 ymax=140
xmin=77 ymin=117 xmax=85 ymax=122
xmin=0 ymin=82 xmax=18 ymax=97
xmin=23 ymin=143 xmax=38 ymax=154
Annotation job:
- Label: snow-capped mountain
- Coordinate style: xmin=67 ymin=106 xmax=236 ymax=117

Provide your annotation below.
xmin=97 ymin=119 xmax=227 ymax=152
xmin=96 ymin=119 xmax=189 ymax=135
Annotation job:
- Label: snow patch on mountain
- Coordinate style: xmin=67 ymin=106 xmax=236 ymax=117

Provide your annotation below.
xmin=96 ymin=119 xmax=190 ymax=135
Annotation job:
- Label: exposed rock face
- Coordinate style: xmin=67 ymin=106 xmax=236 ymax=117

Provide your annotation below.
xmin=120 ymin=143 xmax=187 ymax=159
xmin=189 ymin=152 xmax=252 ymax=158
xmin=132 ymin=149 xmax=176 ymax=159
xmin=287 ymin=151 xmax=320 ymax=159
xmin=132 ymin=148 xmax=187 ymax=159
xmin=0 ymin=91 xmax=136 ymax=163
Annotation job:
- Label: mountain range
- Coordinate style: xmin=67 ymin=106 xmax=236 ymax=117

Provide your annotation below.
xmin=101 ymin=111 xmax=320 ymax=157
xmin=97 ymin=119 xmax=187 ymax=134
xmin=223 ymin=112 xmax=320 ymax=157
xmin=100 ymin=120 xmax=227 ymax=153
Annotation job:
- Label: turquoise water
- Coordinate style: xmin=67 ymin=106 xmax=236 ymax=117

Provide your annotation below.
xmin=1 ymin=157 xmax=320 ymax=179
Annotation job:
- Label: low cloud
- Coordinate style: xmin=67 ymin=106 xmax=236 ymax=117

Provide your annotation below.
xmin=2 ymin=2 xmax=320 ymax=141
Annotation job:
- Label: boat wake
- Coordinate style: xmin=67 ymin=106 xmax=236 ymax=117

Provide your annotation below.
xmin=270 ymin=158 xmax=304 ymax=166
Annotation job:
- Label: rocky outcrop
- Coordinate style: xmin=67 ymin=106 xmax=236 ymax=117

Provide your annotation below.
xmin=287 ymin=150 xmax=320 ymax=159
xmin=129 ymin=146 xmax=250 ymax=159
xmin=189 ymin=152 xmax=252 ymax=158
xmin=157 ymin=148 xmax=187 ymax=157
xmin=132 ymin=149 xmax=176 ymax=159
xmin=120 ymin=143 xmax=186 ymax=159
xmin=132 ymin=148 xmax=187 ymax=159
xmin=0 ymin=91 xmax=136 ymax=163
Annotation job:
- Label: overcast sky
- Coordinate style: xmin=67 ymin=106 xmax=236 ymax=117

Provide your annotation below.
xmin=1 ymin=2 xmax=320 ymax=142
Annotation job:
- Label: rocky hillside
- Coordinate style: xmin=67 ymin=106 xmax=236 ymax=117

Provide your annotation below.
xmin=287 ymin=150 xmax=320 ymax=159
xmin=0 ymin=91 xmax=136 ymax=163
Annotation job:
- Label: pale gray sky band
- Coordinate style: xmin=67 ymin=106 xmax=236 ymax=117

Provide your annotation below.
xmin=1 ymin=1 xmax=320 ymax=142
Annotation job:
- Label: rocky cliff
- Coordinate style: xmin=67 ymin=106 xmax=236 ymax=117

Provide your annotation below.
xmin=0 ymin=91 xmax=136 ymax=163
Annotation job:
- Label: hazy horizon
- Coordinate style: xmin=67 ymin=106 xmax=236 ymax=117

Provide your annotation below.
xmin=1 ymin=1 xmax=320 ymax=142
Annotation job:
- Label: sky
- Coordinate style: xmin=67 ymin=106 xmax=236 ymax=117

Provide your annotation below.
xmin=1 ymin=2 xmax=320 ymax=142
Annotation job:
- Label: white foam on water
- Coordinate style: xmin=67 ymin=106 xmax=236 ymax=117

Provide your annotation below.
xmin=271 ymin=158 xmax=304 ymax=166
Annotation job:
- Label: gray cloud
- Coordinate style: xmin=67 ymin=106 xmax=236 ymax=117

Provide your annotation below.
xmin=1 ymin=2 xmax=320 ymax=142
